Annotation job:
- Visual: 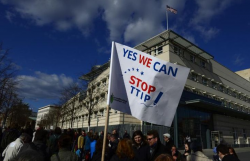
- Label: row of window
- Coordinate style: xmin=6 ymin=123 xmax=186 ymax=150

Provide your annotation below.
xmin=190 ymin=72 xmax=250 ymax=103
xmin=185 ymin=87 xmax=250 ymax=114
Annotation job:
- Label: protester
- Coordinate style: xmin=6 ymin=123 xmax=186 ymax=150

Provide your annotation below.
xmin=110 ymin=138 xmax=137 ymax=161
xmin=1 ymin=124 xmax=20 ymax=151
xmin=2 ymin=133 xmax=31 ymax=161
xmin=112 ymin=129 xmax=119 ymax=140
xmin=171 ymin=145 xmax=181 ymax=161
xmin=90 ymin=133 xmax=99 ymax=158
xmin=77 ymin=129 xmax=85 ymax=161
xmin=182 ymin=143 xmax=191 ymax=161
xmin=132 ymin=130 xmax=148 ymax=161
xmin=19 ymin=129 xmax=50 ymax=161
xmin=50 ymin=134 xmax=78 ymax=161
xmin=186 ymin=141 xmax=212 ymax=161
xmin=154 ymin=154 xmax=173 ymax=161
xmin=11 ymin=149 xmax=44 ymax=161
xmin=92 ymin=138 xmax=109 ymax=161
xmin=108 ymin=134 xmax=119 ymax=160
xmin=48 ymin=127 xmax=61 ymax=156
xmin=146 ymin=130 xmax=166 ymax=161
xmin=163 ymin=133 xmax=174 ymax=155
xmin=216 ymin=144 xmax=239 ymax=161
xmin=228 ymin=147 xmax=239 ymax=160
xmin=84 ymin=132 xmax=92 ymax=161
xmin=123 ymin=130 xmax=130 ymax=139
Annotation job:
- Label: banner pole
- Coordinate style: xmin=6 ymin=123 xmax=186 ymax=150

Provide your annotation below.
xmin=101 ymin=105 xmax=110 ymax=161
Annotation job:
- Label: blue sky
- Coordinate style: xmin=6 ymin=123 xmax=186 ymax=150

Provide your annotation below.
xmin=0 ymin=0 xmax=250 ymax=112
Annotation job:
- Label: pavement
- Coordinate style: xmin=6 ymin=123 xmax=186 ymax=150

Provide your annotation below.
xmin=203 ymin=147 xmax=250 ymax=161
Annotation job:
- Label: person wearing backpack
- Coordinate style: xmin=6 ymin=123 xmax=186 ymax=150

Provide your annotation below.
xmin=48 ymin=127 xmax=62 ymax=156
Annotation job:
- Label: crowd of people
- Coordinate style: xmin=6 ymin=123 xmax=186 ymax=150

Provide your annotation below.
xmin=0 ymin=124 xmax=241 ymax=161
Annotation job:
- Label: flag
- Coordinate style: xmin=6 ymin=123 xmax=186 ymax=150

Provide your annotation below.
xmin=107 ymin=42 xmax=190 ymax=127
xmin=166 ymin=5 xmax=177 ymax=14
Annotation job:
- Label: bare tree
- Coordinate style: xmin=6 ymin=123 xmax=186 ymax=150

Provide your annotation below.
xmin=59 ymin=83 xmax=83 ymax=128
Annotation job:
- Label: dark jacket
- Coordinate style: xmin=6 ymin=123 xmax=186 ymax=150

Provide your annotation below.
xmin=146 ymin=141 xmax=166 ymax=161
xmin=133 ymin=142 xmax=148 ymax=161
xmin=110 ymin=154 xmax=138 ymax=161
xmin=222 ymin=154 xmax=240 ymax=161
xmin=165 ymin=139 xmax=174 ymax=155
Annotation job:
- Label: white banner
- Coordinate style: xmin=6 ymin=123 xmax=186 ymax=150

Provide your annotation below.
xmin=107 ymin=42 xmax=190 ymax=126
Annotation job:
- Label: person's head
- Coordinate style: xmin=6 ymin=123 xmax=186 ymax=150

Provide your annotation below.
xmin=147 ymin=130 xmax=159 ymax=146
xmin=216 ymin=144 xmax=229 ymax=159
xmin=54 ymin=127 xmax=62 ymax=135
xmin=228 ymin=147 xmax=235 ymax=154
xmin=190 ymin=140 xmax=202 ymax=153
xmin=82 ymin=130 xmax=85 ymax=136
xmin=34 ymin=130 xmax=47 ymax=143
xmin=110 ymin=134 xmax=116 ymax=142
xmin=171 ymin=145 xmax=177 ymax=152
xmin=132 ymin=130 xmax=145 ymax=145
xmin=19 ymin=133 xmax=31 ymax=143
xmin=124 ymin=130 xmax=127 ymax=133
xmin=116 ymin=138 xmax=134 ymax=159
xmin=154 ymin=154 xmax=174 ymax=161
xmin=100 ymin=131 xmax=104 ymax=135
xmin=58 ymin=134 xmax=72 ymax=149
xmin=184 ymin=143 xmax=190 ymax=152
xmin=163 ymin=133 xmax=170 ymax=142
xmin=112 ymin=129 xmax=117 ymax=134
xmin=93 ymin=133 xmax=99 ymax=141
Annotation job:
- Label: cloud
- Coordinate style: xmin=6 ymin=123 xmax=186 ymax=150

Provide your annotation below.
xmin=5 ymin=11 xmax=15 ymax=22
xmin=233 ymin=54 xmax=244 ymax=66
xmin=0 ymin=0 xmax=186 ymax=45
xmin=16 ymin=71 xmax=74 ymax=101
xmin=189 ymin=0 xmax=234 ymax=40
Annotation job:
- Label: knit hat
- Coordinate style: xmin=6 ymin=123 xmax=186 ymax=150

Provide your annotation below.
xmin=163 ymin=133 xmax=170 ymax=138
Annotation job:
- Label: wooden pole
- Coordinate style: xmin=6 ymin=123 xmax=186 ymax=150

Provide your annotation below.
xmin=101 ymin=105 xmax=110 ymax=161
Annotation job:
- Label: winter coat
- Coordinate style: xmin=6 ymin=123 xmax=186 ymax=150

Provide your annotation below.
xmin=132 ymin=142 xmax=148 ymax=161
xmin=84 ymin=135 xmax=91 ymax=151
xmin=2 ymin=138 xmax=23 ymax=161
xmin=165 ymin=139 xmax=174 ymax=155
xmin=50 ymin=148 xmax=78 ymax=161
xmin=222 ymin=154 xmax=240 ymax=161
xmin=110 ymin=154 xmax=138 ymax=161
xmin=146 ymin=141 xmax=166 ymax=161
xmin=186 ymin=151 xmax=212 ymax=161
xmin=77 ymin=135 xmax=84 ymax=149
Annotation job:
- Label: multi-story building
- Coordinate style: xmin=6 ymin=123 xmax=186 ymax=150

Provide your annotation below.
xmin=60 ymin=30 xmax=250 ymax=148
xmin=35 ymin=105 xmax=58 ymax=129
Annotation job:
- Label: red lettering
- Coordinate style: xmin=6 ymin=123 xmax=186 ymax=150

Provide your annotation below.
xmin=129 ymin=75 xmax=136 ymax=85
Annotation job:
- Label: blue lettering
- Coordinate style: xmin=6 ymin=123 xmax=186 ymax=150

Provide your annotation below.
xmin=159 ymin=64 xmax=167 ymax=74
xmin=127 ymin=50 xmax=133 ymax=59
xmin=135 ymin=88 xmax=141 ymax=97
xmin=144 ymin=95 xmax=150 ymax=102
xmin=130 ymin=86 xmax=135 ymax=94
xmin=153 ymin=62 xmax=160 ymax=71
xmin=168 ymin=67 xmax=178 ymax=77
xmin=123 ymin=48 xmax=129 ymax=57
xmin=132 ymin=52 xmax=137 ymax=61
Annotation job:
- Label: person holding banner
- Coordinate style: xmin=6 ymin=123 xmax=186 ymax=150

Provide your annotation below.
xmin=146 ymin=130 xmax=166 ymax=161
xmin=132 ymin=130 xmax=148 ymax=161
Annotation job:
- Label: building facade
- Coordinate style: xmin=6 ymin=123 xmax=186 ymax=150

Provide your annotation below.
xmin=60 ymin=30 xmax=250 ymax=148
xmin=35 ymin=105 xmax=58 ymax=129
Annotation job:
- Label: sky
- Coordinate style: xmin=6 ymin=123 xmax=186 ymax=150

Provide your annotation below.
xmin=0 ymin=0 xmax=250 ymax=112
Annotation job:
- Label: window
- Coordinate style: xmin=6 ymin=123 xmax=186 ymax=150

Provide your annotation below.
xmin=200 ymin=60 xmax=206 ymax=68
xmin=212 ymin=82 xmax=217 ymax=89
xmin=190 ymin=55 xmax=195 ymax=63
xmin=100 ymin=110 xmax=104 ymax=117
xmin=191 ymin=73 xmax=198 ymax=82
xmin=157 ymin=46 xmax=163 ymax=54
xmin=202 ymin=77 xmax=208 ymax=86
xmin=243 ymin=129 xmax=247 ymax=140
xmin=219 ymin=85 xmax=224 ymax=92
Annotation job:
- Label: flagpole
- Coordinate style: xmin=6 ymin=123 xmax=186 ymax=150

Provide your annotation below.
xmin=101 ymin=105 xmax=110 ymax=161
xmin=166 ymin=10 xmax=168 ymax=31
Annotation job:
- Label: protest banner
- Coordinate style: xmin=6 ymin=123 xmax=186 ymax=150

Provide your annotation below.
xmin=107 ymin=42 xmax=190 ymax=127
